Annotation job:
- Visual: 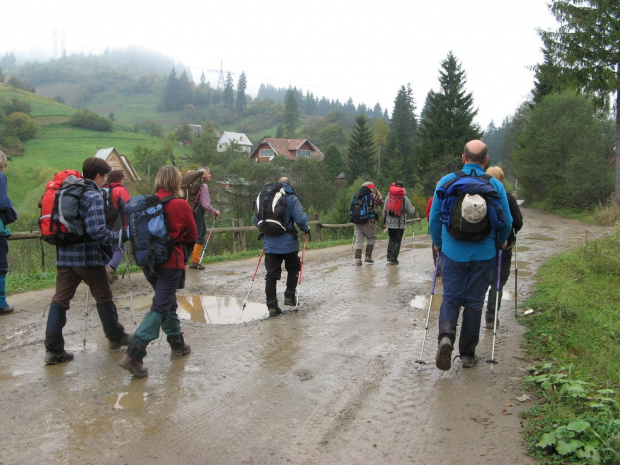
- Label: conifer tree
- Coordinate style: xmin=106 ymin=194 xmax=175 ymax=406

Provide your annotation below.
xmin=236 ymin=71 xmax=247 ymax=113
xmin=223 ymin=72 xmax=235 ymax=109
xmin=382 ymin=84 xmax=417 ymax=186
xmin=346 ymin=114 xmax=376 ymax=182
xmin=163 ymin=68 xmax=180 ymax=111
xmin=282 ymin=88 xmax=300 ymax=137
xmin=415 ymin=52 xmax=482 ymax=195
xmin=542 ymin=0 xmax=620 ymax=203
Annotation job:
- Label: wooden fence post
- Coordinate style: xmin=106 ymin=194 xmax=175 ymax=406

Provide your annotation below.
xmin=231 ymin=219 xmax=238 ymax=253
xmin=314 ymin=213 xmax=322 ymax=242
xmin=238 ymin=218 xmax=247 ymax=251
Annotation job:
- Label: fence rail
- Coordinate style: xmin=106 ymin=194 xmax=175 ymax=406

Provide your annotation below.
xmin=10 ymin=217 xmax=422 ymax=252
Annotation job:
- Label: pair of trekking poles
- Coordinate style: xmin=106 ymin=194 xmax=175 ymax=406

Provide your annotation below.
xmin=415 ymin=239 xmax=518 ymax=370
xmin=242 ymin=232 xmax=308 ymax=312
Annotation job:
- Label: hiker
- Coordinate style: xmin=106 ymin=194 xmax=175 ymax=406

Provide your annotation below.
xmin=425 ymin=196 xmax=441 ymax=275
xmin=0 ymin=151 xmax=16 ymax=315
xmin=185 ymin=167 xmax=219 ymax=270
xmin=382 ymin=181 xmax=415 ymax=265
xmin=254 ymin=176 xmax=310 ymax=317
xmin=484 ymin=166 xmax=523 ymax=329
xmin=352 ymin=181 xmax=383 ymax=265
xmin=429 ymin=140 xmax=512 ymax=370
xmin=103 ymin=170 xmax=131 ymax=284
xmin=119 ymin=165 xmax=197 ymax=378
xmin=43 ymin=157 xmax=132 ymax=365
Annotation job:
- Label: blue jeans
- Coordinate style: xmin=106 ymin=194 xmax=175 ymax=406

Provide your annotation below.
xmin=438 ymin=253 xmax=494 ymax=356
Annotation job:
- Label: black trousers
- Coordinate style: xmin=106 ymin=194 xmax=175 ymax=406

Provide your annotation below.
xmin=264 ymin=252 xmax=300 ymax=308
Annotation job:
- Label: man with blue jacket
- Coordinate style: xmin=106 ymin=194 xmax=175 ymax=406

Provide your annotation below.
xmin=429 ymin=140 xmax=512 ymax=370
xmin=255 ymin=177 xmax=310 ymax=317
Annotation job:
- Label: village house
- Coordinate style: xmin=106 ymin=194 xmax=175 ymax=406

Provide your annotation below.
xmin=93 ymin=147 xmax=142 ymax=182
xmin=217 ymin=132 xmax=253 ymax=153
xmin=249 ymin=138 xmax=324 ymax=163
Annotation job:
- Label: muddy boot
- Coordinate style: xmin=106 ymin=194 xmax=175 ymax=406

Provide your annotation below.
xmin=189 ymin=243 xmax=205 ymax=269
xmin=108 ymin=331 xmax=133 ymax=350
xmin=119 ymin=353 xmax=148 ymax=378
xmin=365 ymin=245 xmax=374 ymax=264
xmin=168 ymin=333 xmax=191 ymax=359
xmin=268 ymin=307 xmax=283 ymax=317
xmin=96 ymin=302 xmax=126 ymax=345
xmin=435 ymin=336 xmax=453 ymax=371
xmin=44 ymin=304 xmax=73 ymax=364
xmin=354 ymin=248 xmax=362 ymax=266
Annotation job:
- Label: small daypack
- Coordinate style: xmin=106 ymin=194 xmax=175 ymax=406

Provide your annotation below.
xmin=39 ymin=170 xmax=92 ymax=245
xmin=349 ymin=188 xmax=374 ymax=224
xmin=180 ymin=170 xmax=204 ymax=211
xmin=101 ymin=185 xmax=122 ymax=229
xmin=386 ymin=185 xmax=405 ymax=217
xmin=126 ymin=195 xmax=176 ymax=272
xmin=254 ymin=182 xmax=289 ymax=236
xmin=437 ymin=171 xmax=506 ymax=242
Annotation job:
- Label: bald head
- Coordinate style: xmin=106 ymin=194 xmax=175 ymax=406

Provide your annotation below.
xmin=279 ymin=176 xmax=291 ymax=185
xmin=463 ymin=140 xmax=489 ymax=166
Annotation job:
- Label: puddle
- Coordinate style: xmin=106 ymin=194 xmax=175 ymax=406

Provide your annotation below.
xmin=207 ymin=270 xmax=237 ymax=276
xmin=106 ymin=391 xmax=148 ymax=410
xmin=176 ymin=295 xmax=268 ymax=324
xmin=410 ymin=294 xmax=443 ymax=312
xmin=525 ymin=235 xmax=555 ymax=242
xmin=516 ymin=246 xmax=530 ymax=252
xmin=117 ymin=295 xmax=268 ymax=324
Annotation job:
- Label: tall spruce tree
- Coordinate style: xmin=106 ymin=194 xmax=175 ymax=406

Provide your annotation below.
xmin=163 ymin=68 xmax=180 ymax=111
xmin=382 ymin=84 xmax=417 ymax=187
xmin=542 ymin=0 xmax=620 ymax=204
xmin=282 ymin=88 xmax=300 ymax=137
xmin=346 ymin=114 xmax=376 ymax=182
xmin=531 ymin=35 xmax=566 ymax=106
xmin=415 ymin=52 xmax=482 ymax=195
xmin=236 ymin=71 xmax=247 ymax=113
xmin=223 ymin=72 xmax=235 ymax=109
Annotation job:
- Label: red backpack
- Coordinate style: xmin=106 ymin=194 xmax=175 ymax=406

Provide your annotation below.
xmin=386 ymin=185 xmax=405 ymax=217
xmin=39 ymin=170 xmax=90 ymax=245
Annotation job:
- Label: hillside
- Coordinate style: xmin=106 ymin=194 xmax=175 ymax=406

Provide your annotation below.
xmin=0 ymin=82 xmax=169 ymax=229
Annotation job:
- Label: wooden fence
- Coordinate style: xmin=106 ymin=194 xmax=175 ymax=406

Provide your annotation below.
xmin=9 ymin=215 xmax=422 ymax=253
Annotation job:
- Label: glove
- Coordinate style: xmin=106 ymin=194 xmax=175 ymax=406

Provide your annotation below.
xmin=305 ymin=229 xmax=311 ymax=241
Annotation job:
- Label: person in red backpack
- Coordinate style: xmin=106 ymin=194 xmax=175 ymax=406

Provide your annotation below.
xmin=382 ymin=181 xmax=415 ymax=265
xmin=119 ymin=165 xmax=197 ymax=378
xmin=103 ymin=170 xmax=131 ymax=284
xmin=44 ymin=157 xmax=132 ymax=365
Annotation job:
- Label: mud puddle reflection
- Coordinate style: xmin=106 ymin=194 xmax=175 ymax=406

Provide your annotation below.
xmin=106 ymin=391 xmax=149 ymax=409
xmin=117 ymin=295 xmax=268 ymax=324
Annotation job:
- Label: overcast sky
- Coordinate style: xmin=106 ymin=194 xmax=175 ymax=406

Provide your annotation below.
xmin=1 ymin=0 xmax=558 ymax=129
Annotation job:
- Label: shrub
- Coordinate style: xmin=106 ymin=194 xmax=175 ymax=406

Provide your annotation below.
xmin=2 ymin=112 xmax=38 ymax=141
xmin=69 ymin=109 xmax=113 ymax=132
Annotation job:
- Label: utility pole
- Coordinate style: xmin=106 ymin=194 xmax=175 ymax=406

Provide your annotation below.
xmin=216 ymin=60 xmax=225 ymax=91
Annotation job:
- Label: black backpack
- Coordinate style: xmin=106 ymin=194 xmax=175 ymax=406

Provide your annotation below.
xmin=349 ymin=189 xmax=373 ymax=224
xmin=101 ymin=185 xmax=123 ymax=230
xmin=254 ymin=182 xmax=290 ymax=236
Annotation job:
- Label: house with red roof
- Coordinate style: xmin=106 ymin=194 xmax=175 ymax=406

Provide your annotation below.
xmin=249 ymin=138 xmax=324 ymax=163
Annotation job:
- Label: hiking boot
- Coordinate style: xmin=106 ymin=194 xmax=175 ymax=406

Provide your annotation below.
xmin=485 ymin=317 xmax=499 ymax=329
xmin=284 ymin=296 xmax=296 ymax=306
xmin=108 ymin=332 xmax=133 ymax=350
xmin=461 ymin=355 xmax=477 ymax=368
xmin=268 ymin=307 xmax=283 ymax=317
xmin=354 ymin=249 xmax=362 ymax=266
xmin=168 ymin=333 xmax=191 ymax=360
xmin=44 ymin=350 xmax=74 ymax=365
xmin=388 ymin=259 xmax=399 ymax=265
xmin=119 ymin=353 xmax=148 ymax=378
xmin=0 ymin=305 xmax=14 ymax=314
xmin=435 ymin=336 xmax=453 ymax=371
xmin=189 ymin=263 xmax=205 ymax=270
xmin=106 ymin=266 xmax=118 ymax=284
xmin=365 ymin=245 xmax=374 ymax=264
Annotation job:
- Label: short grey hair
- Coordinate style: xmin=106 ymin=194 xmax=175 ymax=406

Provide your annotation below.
xmin=0 ymin=151 xmax=6 ymax=164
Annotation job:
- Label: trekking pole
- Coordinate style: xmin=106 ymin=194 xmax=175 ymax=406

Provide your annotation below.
xmin=198 ymin=217 xmax=217 ymax=265
xmin=124 ymin=247 xmax=136 ymax=326
xmin=83 ymin=289 xmax=90 ymax=351
xmin=514 ymin=237 xmax=518 ymax=318
xmin=295 ymin=233 xmax=308 ymax=310
xmin=242 ymin=249 xmax=264 ymax=311
xmin=487 ymin=249 xmax=503 ymax=369
xmin=415 ymin=253 xmax=441 ymax=368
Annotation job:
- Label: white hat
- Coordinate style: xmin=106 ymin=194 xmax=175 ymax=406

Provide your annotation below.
xmin=461 ymin=194 xmax=487 ymax=223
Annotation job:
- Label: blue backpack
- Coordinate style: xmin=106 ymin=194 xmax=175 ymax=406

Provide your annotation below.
xmin=436 ymin=171 xmax=506 ymax=242
xmin=126 ymin=195 xmax=176 ymax=271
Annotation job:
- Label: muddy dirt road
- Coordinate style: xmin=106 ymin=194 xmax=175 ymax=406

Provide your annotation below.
xmin=0 ymin=208 xmax=610 ymax=465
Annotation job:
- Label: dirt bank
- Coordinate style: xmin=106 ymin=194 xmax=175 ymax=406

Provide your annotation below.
xmin=0 ymin=208 xmax=610 ymax=465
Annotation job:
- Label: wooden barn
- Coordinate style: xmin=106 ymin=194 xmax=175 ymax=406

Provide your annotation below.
xmin=94 ymin=147 xmax=142 ymax=182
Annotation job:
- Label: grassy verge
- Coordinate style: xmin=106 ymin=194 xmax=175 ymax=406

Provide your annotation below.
xmin=521 ymin=230 xmax=620 ymax=464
